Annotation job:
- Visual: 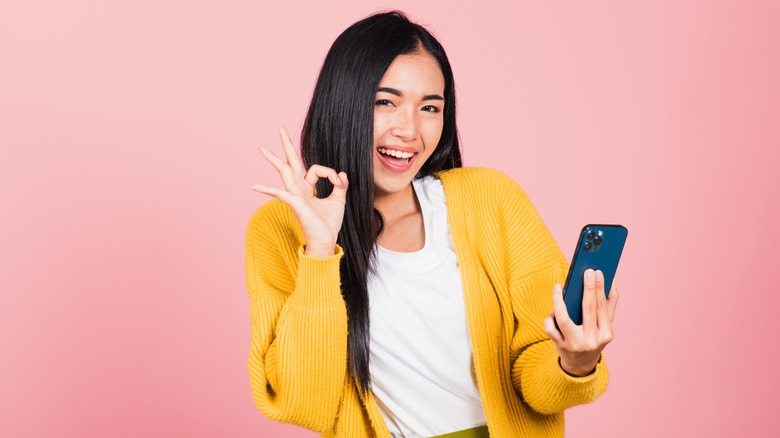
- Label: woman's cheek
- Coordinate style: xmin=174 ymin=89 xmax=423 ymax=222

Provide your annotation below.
xmin=423 ymin=120 xmax=444 ymax=147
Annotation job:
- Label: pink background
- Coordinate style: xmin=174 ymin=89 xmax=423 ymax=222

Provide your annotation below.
xmin=1 ymin=1 xmax=778 ymax=436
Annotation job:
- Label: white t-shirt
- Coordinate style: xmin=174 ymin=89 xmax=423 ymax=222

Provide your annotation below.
xmin=367 ymin=176 xmax=486 ymax=437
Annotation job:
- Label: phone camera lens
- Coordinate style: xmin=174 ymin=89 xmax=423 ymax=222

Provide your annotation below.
xmin=587 ymin=231 xmax=596 ymax=240
xmin=594 ymin=236 xmax=603 ymax=246
xmin=584 ymin=241 xmax=593 ymax=251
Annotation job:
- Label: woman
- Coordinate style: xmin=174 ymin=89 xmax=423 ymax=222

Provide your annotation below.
xmin=246 ymin=11 xmax=617 ymax=437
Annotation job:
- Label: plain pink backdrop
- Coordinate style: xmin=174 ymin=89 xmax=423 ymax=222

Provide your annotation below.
xmin=1 ymin=1 xmax=778 ymax=437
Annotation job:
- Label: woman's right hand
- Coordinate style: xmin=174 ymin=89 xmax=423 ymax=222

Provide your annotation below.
xmin=252 ymin=127 xmax=348 ymax=258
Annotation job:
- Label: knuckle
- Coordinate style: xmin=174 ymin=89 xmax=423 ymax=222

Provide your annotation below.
xmin=545 ymin=318 xmax=560 ymax=335
xmin=583 ymin=301 xmax=596 ymax=314
xmin=558 ymin=318 xmax=573 ymax=331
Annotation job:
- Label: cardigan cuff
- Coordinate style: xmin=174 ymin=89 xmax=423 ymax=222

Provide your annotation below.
xmin=517 ymin=340 xmax=609 ymax=414
xmin=292 ymin=244 xmax=345 ymax=308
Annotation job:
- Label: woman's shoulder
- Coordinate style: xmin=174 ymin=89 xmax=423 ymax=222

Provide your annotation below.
xmin=249 ymin=198 xmax=292 ymax=221
xmin=436 ymin=167 xmax=530 ymax=204
xmin=246 ymin=199 xmax=301 ymax=237
xmin=437 ymin=166 xmax=521 ymax=186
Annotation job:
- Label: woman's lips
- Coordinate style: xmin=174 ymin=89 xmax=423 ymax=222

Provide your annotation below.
xmin=377 ymin=148 xmax=416 ymax=173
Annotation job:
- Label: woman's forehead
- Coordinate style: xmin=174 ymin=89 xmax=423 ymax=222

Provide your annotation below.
xmin=378 ymin=52 xmax=445 ymax=95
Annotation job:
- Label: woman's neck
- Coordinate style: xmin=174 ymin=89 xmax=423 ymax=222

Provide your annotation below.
xmin=374 ymin=181 xmax=426 ymax=252
xmin=374 ymin=183 xmax=420 ymax=222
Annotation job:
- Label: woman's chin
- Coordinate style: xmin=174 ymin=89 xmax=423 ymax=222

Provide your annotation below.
xmin=373 ymin=175 xmax=415 ymax=199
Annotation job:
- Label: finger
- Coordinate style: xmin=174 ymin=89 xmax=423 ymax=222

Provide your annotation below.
xmin=595 ymin=270 xmax=610 ymax=330
xmin=278 ymin=126 xmax=306 ymax=179
xmin=607 ymin=280 xmax=620 ymax=322
xmin=328 ymin=171 xmax=349 ymax=201
xmin=251 ymin=183 xmax=298 ymax=206
xmin=581 ymin=269 xmax=598 ymax=334
xmin=551 ymin=283 xmax=575 ymax=335
xmin=544 ymin=313 xmax=565 ymax=344
xmin=304 ymin=164 xmax=342 ymax=188
xmin=259 ymin=146 xmax=296 ymax=190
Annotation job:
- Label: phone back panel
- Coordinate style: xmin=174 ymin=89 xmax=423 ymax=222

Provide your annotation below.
xmin=563 ymin=224 xmax=628 ymax=326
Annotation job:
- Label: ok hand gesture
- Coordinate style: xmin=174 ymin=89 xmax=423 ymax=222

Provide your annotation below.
xmin=252 ymin=127 xmax=349 ymax=258
xmin=544 ymin=269 xmax=619 ymax=377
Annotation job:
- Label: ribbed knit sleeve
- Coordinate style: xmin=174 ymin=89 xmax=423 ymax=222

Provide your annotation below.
xmin=245 ymin=200 xmax=348 ymax=432
xmin=490 ymin=170 xmax=610 ymax=415
xmin=440 ymin=167 xmax=610 ymax=425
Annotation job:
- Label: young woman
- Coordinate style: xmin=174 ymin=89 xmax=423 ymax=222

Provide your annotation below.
xmin=246 ymin=11 xmax=618 ymax=438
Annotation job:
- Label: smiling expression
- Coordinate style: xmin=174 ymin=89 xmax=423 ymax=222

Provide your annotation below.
xmin=372 ymin=50 xmax=445 ymax=198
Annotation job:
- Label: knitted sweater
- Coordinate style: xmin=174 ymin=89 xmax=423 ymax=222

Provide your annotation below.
xmin=245 ymin=167 xmax=609 ymax=437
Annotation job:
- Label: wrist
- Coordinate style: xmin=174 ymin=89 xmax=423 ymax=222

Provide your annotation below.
xmin=559 ymin=356 xmax=599 ymax=377
xmin=304 ymin=243 xmax=337 ymax=258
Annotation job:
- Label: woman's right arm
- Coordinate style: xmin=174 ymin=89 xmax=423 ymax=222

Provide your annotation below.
xmin=246 ymin=202 xmax=348 ymax=431
xmin=246 ymin=127 xmax=350 ymax=431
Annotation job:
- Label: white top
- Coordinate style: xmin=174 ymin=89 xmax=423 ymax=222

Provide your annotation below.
xmin=367 ymin=176 xmax=486 ymax=437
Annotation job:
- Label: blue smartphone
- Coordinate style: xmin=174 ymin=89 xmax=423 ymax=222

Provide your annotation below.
xmin=562 ymin=224 xmax=628 ymax=325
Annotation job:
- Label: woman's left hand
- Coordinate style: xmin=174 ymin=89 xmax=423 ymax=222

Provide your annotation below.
xmin=543 ymin=269 xmax=619 ymax=377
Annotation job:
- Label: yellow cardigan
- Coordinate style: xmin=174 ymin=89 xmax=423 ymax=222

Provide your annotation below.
xmin=245 ymin=167 xmax=609 ymax=437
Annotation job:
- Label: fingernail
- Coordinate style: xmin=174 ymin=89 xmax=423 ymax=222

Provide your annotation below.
xmin=585 ymin=269 xmax=595 ymax=282
xmin=554 ymin=284 xmax=562 ymax=294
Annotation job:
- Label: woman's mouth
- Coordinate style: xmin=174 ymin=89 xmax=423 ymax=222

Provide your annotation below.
xmin=377 ymin=147 xmax=416 ymax=173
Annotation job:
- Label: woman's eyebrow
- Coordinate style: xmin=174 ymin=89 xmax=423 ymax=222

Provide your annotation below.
xmin=376 ymin=86 xmax=401 ymax=96
xmin=377 ymin=86 xmax=444 ymax=101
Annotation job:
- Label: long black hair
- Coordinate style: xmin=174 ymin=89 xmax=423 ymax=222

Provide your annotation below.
xmin=300 ymin=10 xmax=462 ymax=394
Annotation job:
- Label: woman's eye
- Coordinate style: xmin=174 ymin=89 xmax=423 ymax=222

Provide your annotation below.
xmin=375 ymin=99 xmax=394 ymax=107
xmin=421 ymin=105 xmax=441 ymax=113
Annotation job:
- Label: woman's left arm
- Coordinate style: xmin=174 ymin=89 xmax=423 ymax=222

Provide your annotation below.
xmin=509 ymin=272 xmax=612 ymax=416
xmin=491 ymin=171 xmax=614 ymax=415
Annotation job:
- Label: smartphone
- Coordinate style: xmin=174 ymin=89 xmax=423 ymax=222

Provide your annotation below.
xmin=562 ymin=224 xmax=628 ymax=326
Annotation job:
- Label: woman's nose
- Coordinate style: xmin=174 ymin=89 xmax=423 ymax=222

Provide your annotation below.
xmin=390 ymin=108 xmax=418 ymax=141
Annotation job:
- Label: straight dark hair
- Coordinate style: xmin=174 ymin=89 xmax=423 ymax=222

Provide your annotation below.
xmin=301 ymin=10 xmax=462 ymax=394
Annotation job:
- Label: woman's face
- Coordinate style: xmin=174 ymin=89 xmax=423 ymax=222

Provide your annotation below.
xmin=372 ymin=50 xmax=445 ymax=198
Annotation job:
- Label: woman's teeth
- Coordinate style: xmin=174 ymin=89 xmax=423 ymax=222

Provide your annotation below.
xmin=378 ymin=147 xmax=414 ymax=163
